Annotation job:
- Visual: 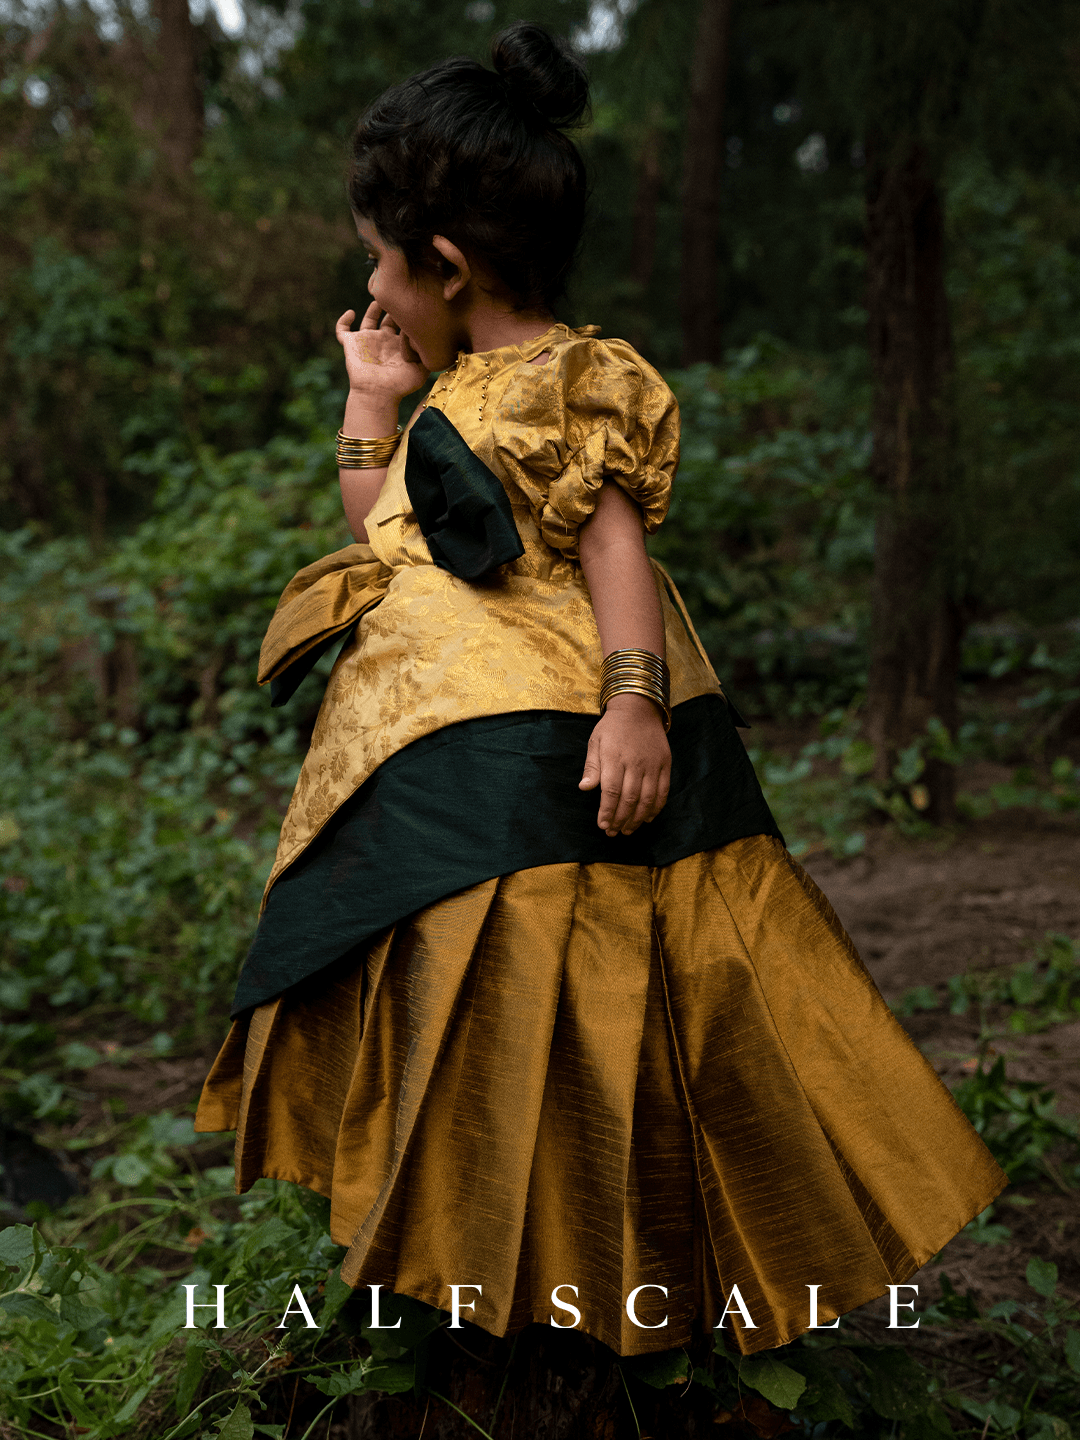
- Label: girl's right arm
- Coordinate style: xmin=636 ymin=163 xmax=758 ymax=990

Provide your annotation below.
xmin=335 ymin=303 xmax=428 ymax=541
xmin=578 ymin=482 xmax=671 ymax=837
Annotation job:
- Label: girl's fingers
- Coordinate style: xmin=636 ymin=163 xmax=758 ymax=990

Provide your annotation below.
xmin=597 ymin=766 xmax=626 ymax=834
xmin=335 ymin=310 xmax=356 ymax=342
xmin=624 ymin=778 xmax=658 ymax=834
xmin=379 ymin=311 xmax=400 ymax=332
xmin=579 ymin=733 xmax=602 ymax=791
xmin=610 ymin=776 xmax=643 ymax=834
xmin=358 ymin=300 xmax=383 ymax=330
xmin=655 ymin=763 xmax=671 ymax=813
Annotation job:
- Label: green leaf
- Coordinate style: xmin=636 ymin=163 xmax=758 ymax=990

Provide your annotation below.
xmin=307 ymin=1366 xmax=373 ymax=1397
xmin=318 ymin=1266 xmax=353 ymax=1328
xmin=215 ymin=1402 xmax=255 ymax=1440
xmin=307 ymin=1359 xmax=414 ymax=1397
xmin=59 ymin=1040 xmax=104 ymax=1069
xmin=1064 ymin=1328 xmax=1080 ymax=1375
xmin=175 ymin=1336 xmax=206 ymax=1417
xmin=1026 ymin=1415 xmax=1073 ymax=1440
xmin=59 ymin=1292 xmax=108 ymax=1331
xmin=112 ymin=1375 xmax=158 ymax=1426
xmin=59 ymin=1374 xmax=98 ymax=1425
xmin=239 ymin=1214 xmax=297 ymax=1263
xmin=0 ymin=1353 xmax=26 ymax=1385
xmin=860 ymin=1347 xmax=936 ymax=1421
xmin=364 ymin=1359 xmax=415 ymax=1395
xmin=1026 ymin=1256 xmax=1058 ymax=1298
xmin=841 ymin=739 xmax=876 ymax=777
xmin=0 ymin=1291 xmax=57 ymax=1324
xmin=892 ymin=742 xmax=924 ymax=785
xmin=960 ymin=1398 xmax=1022 ymax=1433
xmin=738 ymin=1352 xmax=807 ymax=1410
xmin=383 ymin=1293 xmax=445 ymax=1351
xmin=113 ymin=1153 xmax=152 ymax=1186
xmin=622 ymin=1348 xmax=690 ymax=1389
xmin=1009 ymin=964 xmax=1042 ymax=1006
xmin=787 ymin=1353 xmax=855 ymax=1429
xmin=0 ymin=1224 xmax=36 ymax=1266
xmin=963 ymin=1214 xmax=1013 ymax=1245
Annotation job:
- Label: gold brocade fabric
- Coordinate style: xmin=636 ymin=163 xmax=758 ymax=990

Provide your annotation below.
xmin=260 ymin=324 xmax=718 ymax=895
xmin=196 ymin=836 xmax=1007 ymax=1357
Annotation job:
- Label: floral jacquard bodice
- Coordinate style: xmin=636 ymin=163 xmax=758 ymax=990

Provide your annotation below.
xmin=263 ymin=323 xmax=722 ymax=895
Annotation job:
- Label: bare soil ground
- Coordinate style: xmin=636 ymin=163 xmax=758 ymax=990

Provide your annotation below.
xmin=804 ymin=806 xmax=1080 ymax=1319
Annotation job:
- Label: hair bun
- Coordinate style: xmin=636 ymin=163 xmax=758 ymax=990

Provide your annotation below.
xmin=491 ymin=21 xmax=589 ymax=128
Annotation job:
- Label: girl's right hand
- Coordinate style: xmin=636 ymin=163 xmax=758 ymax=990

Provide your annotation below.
xmin=336 ymin=302 xmax=429 ymax=404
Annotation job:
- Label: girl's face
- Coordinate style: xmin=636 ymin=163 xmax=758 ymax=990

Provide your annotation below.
xmin=354 ymin=216 xmax=461 ymax=372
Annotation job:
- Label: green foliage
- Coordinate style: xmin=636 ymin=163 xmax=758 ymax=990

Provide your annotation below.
xmin=694 ymin=1255 xmax=1080 ymax=1438
xmin=895 ymin=934 xmax=1080 ymax=1037
xmin=651 ymin=344 xmax=874 ymax=716
xmin=933 ymin=1262 xmax=1080 ymax=1436
xmin=704 ymin=1328 xmax=956 ymax=1437
xmin=6 ymin=1161 xmax=1079 ymax=1438
xmin=950 ymin=157 xmax=1080 ymax=626
xmin=4 ymin=6 xmax=1080 ymax=1435
xmin=0 ymin=364 xmax=350 ymax=1055
xmin=952 ymin=1056 xmax=1079 ymax=1186
xmin=0 ymin=1168 xmax=356 ymax=1436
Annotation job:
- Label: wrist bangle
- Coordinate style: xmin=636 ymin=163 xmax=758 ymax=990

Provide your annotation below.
xmin=599 ymin=648 xmax=671 ymax=732
xmin=336 ymin=426 xmax=402 ymax=469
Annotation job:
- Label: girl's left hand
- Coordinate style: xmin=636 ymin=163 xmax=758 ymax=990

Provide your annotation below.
xmin=336 ymin=302 xmax=429 ymax=404
xmin=579 ymin=693 xmax=671 ymax=836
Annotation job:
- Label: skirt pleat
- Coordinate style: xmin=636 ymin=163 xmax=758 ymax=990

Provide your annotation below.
xmin=195 ymin=834 xmax=1006 ymax=1355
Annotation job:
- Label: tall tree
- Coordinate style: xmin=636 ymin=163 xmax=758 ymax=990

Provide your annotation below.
xmin=628 ymin=111 xmax=664 ymax=352
xmin=864 ymin=136 xmax=960 ymax=821
xmin=803 ymin=0 xmax=1080 ymax=820
xmin=679 ymin=0 xmax=733 ymax=363
xmin=123 ymin=0 xmax=204 ymax=170
xmin=149 ymin=0 xmax=204 ymax=170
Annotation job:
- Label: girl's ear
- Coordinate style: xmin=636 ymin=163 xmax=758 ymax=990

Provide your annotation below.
xmin=431 ymin=235 xmax=470 ymax=301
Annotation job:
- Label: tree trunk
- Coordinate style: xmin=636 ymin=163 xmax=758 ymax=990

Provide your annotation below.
xmin=629 ymin=115 xmax=663 ymax=354
xmin=865 ymin=139 xmax=960 ymax=824
xmin=125 ymin=0 xmax=203 ymax=171
xmin=346 ymin=1324 xmax=721 ymax=1438
xmin=153 ymin=0 xmax=203 ymax=170
xmin=679 ymin=0 xmax=732 ymax=365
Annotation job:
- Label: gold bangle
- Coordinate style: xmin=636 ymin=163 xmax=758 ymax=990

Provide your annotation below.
xmin=599 ymin=648 xmax=671 ymax=731
xmin=336 ymin=426 xmax=402 ymax=469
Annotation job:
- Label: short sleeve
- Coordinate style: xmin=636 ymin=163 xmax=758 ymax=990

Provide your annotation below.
xmin=493 ymin=337 xmax=680 ymax=560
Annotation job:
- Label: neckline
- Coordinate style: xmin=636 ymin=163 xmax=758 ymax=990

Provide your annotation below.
xmin=452 ymin=322 xmax=600 ymax=370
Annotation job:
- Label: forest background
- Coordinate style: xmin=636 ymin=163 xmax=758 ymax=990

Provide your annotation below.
xmin=1 ymin=0 xmax=1080 ymax=1437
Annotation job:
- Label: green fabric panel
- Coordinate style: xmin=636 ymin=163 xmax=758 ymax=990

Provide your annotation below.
xmin=404 ymin=407 xmax=525 ymax=578
xmin=231 ymin=694 xmax=781 ymax=1016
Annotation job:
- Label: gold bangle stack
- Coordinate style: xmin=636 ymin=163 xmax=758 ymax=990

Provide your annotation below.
xmin=336 ymin=426 xmax=402 ymax=469
xmin=599 ymin=648 xmax=671 ymax=732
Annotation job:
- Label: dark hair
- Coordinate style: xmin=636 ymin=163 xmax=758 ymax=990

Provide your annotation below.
xmin=347 ymin=22 xmax=589 ymax=312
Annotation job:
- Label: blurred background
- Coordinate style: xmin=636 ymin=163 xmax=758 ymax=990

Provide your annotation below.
xmin=2 ymin=5 xmax=1080 ymax=1434
xmin=3 ymin=0 xmax=1080 ymax=819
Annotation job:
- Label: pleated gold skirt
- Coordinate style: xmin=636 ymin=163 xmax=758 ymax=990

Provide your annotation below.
xmin=195 ymin=834 xmax=1007 ymax=1356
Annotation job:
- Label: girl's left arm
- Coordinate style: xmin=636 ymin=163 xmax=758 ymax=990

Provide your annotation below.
xmin=578 ymin=481 xmax=671 ymax=837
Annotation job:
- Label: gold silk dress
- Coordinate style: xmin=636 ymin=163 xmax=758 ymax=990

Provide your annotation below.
xmin=195 ymin=322 xmax=1007 ymax=1357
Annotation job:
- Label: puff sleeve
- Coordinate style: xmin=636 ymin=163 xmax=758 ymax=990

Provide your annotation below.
xmin=494 ymin=337 xmax=680 ymax=560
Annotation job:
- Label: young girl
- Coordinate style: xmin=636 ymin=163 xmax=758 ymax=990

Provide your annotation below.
xmin=195 ymin=22 xmax=1005 ymax=1357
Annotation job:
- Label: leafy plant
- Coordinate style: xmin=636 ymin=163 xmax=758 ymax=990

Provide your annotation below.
xmin=952 ymin=1057 xmax=1079 ymax=1187
xmin=894 ymin=935 xmax=1080 ymax=1038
